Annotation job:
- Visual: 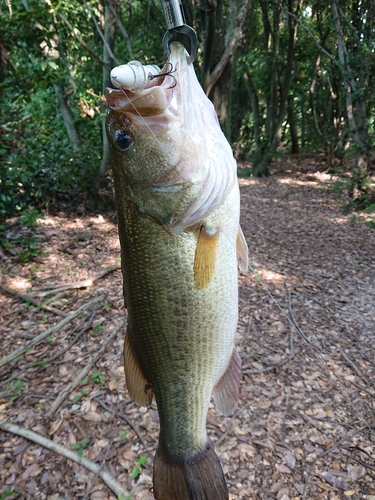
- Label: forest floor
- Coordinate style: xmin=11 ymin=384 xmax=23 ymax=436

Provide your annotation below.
xmin=0 ymin=155 xmax=375 ymax=500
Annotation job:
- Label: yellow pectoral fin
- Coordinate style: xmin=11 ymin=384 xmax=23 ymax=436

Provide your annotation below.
xmin=124 ymin=332 xmax=153 ymax=406
xmin=193 ymin=226 xmax=219 ymax=290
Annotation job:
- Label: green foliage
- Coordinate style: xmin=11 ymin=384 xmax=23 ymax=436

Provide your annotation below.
xmin=71 ymin=438 xmax=91 ymax=458
xmin=131 ymin=456 xmax=148 ymax=480
xmin=327 ymin=167 xmax=375 ymax=217
xmin=0 ymin=489 xmax=19 ymax=500
xmin=1 ymin=0 xmax=375 ymax=209
xmin=5 ymin=379 xmax=26 ymax=401
xmin=91 ymin=370 xmax=105 ymax=386
xmin=93 ymin=324 xmax=101 ymax=334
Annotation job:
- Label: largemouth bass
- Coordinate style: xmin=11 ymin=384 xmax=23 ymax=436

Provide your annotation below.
xmin=106 ymin=42 xmax=248 ymax=500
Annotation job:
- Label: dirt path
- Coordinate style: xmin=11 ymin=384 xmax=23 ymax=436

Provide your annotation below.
xmin=1 ymin=158 xmax=374 ymax=500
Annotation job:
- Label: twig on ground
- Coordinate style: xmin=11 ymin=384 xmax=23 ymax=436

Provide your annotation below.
xmin=0 ymin=296 xmax=104 ymax=369
xmin=302 ymin=425 xmax=367 ymax=499
xmin=94 ymin=397 xmax=147 ymax=448
xmin=215 ymin=401 xmax=253 ymax=446
xmin=242 ymin=313 xmax=252 ymax=343
xmin=45 ymin=318 xmax=126 ymax=419
xmin=289 ymin=326 xmax=294 ymax=359
xmin=54 ymin=348 xmax=95 ymax=365
xmin=339 ymin=348 xmax=362 ymax=377
xmin=0 ymin=419 xmax=129 ymax=499
xmin=36 ymin=264 xmax=121 ymax=295
xmin=44 ymin=306 xmax=98 ymax=363
xmin=0 ymin=284 xmax=68 ymax=317
xmin=14 ymin=332 xmax=34 ymax=339
xmin=243 ymin=357 xmax=291 ymax=375
xmin=43 ymin=289 xmax=75 ymax=306
xmin=288 ymin=292 xmax=312 ymax=345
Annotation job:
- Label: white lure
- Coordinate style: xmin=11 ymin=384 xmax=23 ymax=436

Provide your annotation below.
xmin=110 ymin=61 xmax=161 ymax=91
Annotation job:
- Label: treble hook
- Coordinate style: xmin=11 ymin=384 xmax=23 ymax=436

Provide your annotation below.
xmin=149 ymin=61 xmax=177 ymax=88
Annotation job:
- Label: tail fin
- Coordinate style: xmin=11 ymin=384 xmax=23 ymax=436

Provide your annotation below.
xmin=153 ymin=440 xmax=228 ymax=500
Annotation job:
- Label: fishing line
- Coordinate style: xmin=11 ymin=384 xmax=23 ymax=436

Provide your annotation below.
xmin=113 ymin=66 xmax=371 ymax=431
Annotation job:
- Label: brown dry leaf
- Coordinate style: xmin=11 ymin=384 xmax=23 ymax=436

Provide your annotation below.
xmin=283 ymin=450 xmax=296 ymax=469
xmin=86 ymin=448 xmax=97 ymax=460
xmin=90 ymin=490 xmax=107 ymax=500
xmin=320 ymin=471 xmax=350 ymax=490
xmin=256 ymin=398 xmax=272 ymax=409
xmin=347 ymin=465 xmax=365 ymax=481
xmin=82 ymin=411 xmax=102 ymax=421
xmin=238 ymin=443 xmax=256 ymax=456
xmin=21 ymin=463 xmax=42 ymax=480
xmin=276 ymin=463 xmax=292 ymax=474
xmin=48 ymin=417 xmax=63 ymax=435
xmin=96 ymin=438 xmax=110 ymax=449
xmin=80 ymin=399 xmax=91 ymax=413
xmin=109 ymin=378 xmax=119 ymax=391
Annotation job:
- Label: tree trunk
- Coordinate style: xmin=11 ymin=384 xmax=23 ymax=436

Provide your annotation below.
xmin=243 ymin=72 xmax=261 ymax=149
xmin=100 ymin=0 xmax=117 ymax=176
xmin=331 ymin=0 xmax=370 ymax=170
xmin=54 ymin=84 xmax=81 ymax=153
xmin=252 ymin=0 xmax=301 ymax=176
xmin=287 ymin=94 xmax=299 ymax=154
xmin=202 ymin=0 xmax=252 ymax=138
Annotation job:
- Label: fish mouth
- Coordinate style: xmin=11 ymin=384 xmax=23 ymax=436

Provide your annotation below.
xmin=105 ymin=51 xmax=185 ymax=117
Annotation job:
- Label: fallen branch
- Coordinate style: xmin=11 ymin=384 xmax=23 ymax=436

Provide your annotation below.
xmin=36 ymin=264 xmax=121 ymax=295
xmin=0 ymin=419 xmax=129 ymax=499
xmin=95 ymin=397 xmax=147 ymax=448
xmin=339 ymin=348 xmax=362 ymax=377
xmin=45 ymin=306 xmax=98 ymax=363
xmin=0 ymin=295 xmax=104 ymax=369
xmin=45 ymin=318 xmax=126 ymax=419
xmin=0 ymin=284 xmax=68 ymax=318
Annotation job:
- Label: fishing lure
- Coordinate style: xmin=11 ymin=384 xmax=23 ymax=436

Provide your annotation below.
xmin=110 ymin=61 xmax=161 ymax=91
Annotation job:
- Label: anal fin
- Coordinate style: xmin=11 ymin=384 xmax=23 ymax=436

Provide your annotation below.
xmin=236 ymin=224 xmax=248 ymax=274
xmin=124 ymin=331 xmax=153 ymax=406
xmin=213 ymin=348 xmax=242 ymax=416
xmin=193 ymin=225 xmax=219 ymax=289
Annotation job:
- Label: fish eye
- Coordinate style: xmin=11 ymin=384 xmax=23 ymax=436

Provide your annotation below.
xmin=115 ymin=130 xmax=133 ymax=150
